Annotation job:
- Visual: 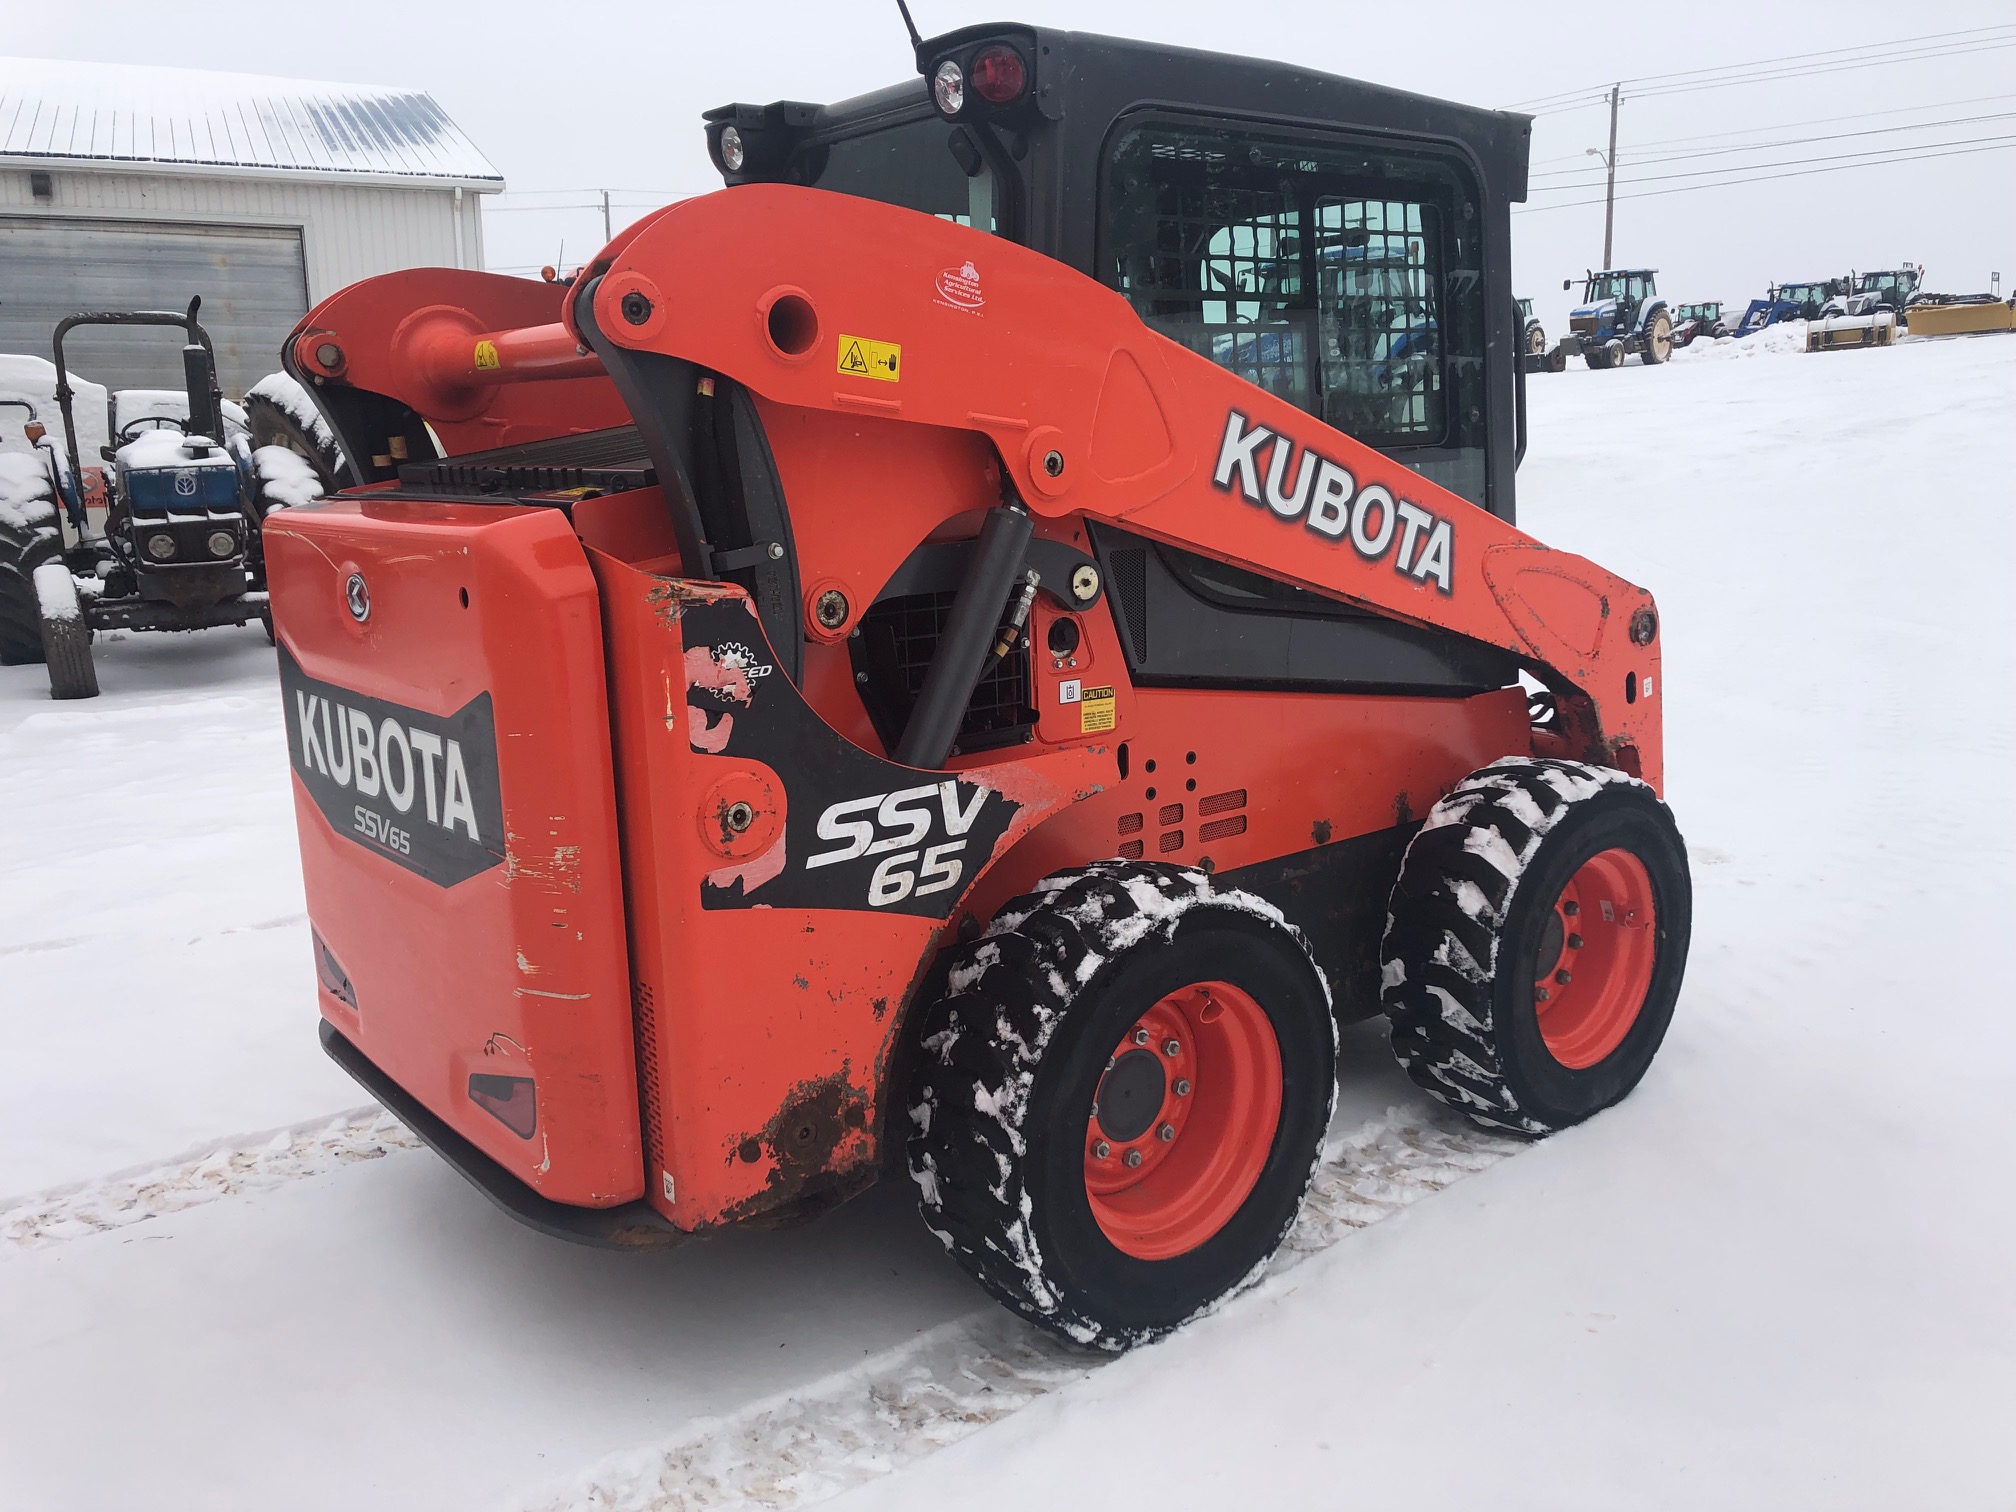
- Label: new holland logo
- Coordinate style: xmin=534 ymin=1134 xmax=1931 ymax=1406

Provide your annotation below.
xmin=1211 ymin=410 xmax=1455 ymax=594
xmin=278 ymin=645 xmax=505 ymax=887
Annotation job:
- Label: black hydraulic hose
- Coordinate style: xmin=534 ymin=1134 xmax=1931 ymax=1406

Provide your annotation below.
xmin=894 ymin=503 xmax=1033 ymax=771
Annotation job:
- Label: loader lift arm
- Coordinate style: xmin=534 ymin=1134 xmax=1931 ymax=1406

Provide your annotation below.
xmin=286 ymin=186 xmax=1659 ymax=791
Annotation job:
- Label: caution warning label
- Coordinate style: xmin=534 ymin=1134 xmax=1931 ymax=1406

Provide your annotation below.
xmin=837 ymin=334 xmax=901 ymax=382
xmin=1078 ymin=685 xmax=1116 ymax=734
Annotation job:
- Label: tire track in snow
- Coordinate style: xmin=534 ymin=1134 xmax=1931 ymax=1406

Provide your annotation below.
xmin=517 ymin=1106 xmax=1526 ymax=1512
xmin=1 ymin=1106 xmax=418 ymax=1248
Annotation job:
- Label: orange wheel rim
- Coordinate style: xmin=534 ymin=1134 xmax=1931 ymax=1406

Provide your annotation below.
xmin=1533 ymin=848 xmax=1657 ymax=1069
xmin=1084 ymin=980 xmax=1282 ymax=1261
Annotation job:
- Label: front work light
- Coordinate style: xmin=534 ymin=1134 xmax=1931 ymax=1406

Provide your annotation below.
xmin=719 ymin=125 xmax=746 ymax=172
xmin=932 ymin=59 xmax=965 ymax=117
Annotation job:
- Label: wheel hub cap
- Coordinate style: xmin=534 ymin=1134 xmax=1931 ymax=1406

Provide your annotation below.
xmin=1083 ymin=981 xmax=1283 ymax=1262
xmin=1533 ymin=848 xmax=1657 ymax=1069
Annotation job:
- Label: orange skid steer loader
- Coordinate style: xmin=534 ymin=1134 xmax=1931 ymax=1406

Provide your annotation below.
xmin=267 ymin=25 xmax=1691 ymax=1349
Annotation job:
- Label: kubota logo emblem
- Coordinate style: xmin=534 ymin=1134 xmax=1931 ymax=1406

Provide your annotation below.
xmin=1211 ymin=410 xmax=1455 ymax=594
xmin=345 ymin=573 xmax=370 ymax=622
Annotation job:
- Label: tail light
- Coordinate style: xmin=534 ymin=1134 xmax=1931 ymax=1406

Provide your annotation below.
xmin=469 ymin=1074 xmax=538 ymax=1139
xmin=968 ymin=45 xmax=1027 ymax=105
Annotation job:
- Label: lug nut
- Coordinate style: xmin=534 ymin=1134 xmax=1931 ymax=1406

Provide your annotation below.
xmin=1173 ymin=1078 xmax=1191 ymax=1097
xmin=1093 ymin=1140 xmax=1110 ymax=1159
xmin=1132 ymin=1028 xmax=1150 ymax=1046
xmin=1157 ymin=1123 xmax=1175 ymax=1142
xmin=1563 ymin=900 xmax=1581 ymax=917
xmin=1568 ymin=933 xmax=1584 ymax=950
xmin=1124 ymin=1149 xmax=1144 ymax=1168
xmin=1162 ymin=1038 xmax=1181 ymax=1057
xmin=1555 ymin=969 xmax=1573 ymax=986
xmin=1536 ymin=987 xmax=1550 ymax=1002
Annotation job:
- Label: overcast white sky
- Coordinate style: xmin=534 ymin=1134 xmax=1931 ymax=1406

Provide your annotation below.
xmin=22 ymin=0 xmax=2016 ymax=330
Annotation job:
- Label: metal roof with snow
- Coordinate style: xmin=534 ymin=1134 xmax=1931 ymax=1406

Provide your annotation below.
xmin=0 ymin=56 xmax=503 ymax=190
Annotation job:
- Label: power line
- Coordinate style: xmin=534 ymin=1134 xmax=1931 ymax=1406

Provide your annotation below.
xmin=1528 ymin=110 xmax=2016 ymax=182
xmin=1506 ymin=23 xmax=2016 ymax=110
xmin=1628 ymin=39 xmax=2016 ymax=101
xmin=1512 ymin=138 xmax=2016 ymax=213
xmin=1526 ymin=91 xmax=2016 ymax=164
xmin=1532 ymin=131 xmax=2016 ymax=194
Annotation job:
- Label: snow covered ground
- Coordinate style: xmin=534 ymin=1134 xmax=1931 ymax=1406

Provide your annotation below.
xmin=2 ymin=331 xmax=2011 ymax=1509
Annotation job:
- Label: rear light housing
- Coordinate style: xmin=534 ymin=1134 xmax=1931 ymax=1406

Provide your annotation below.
xmin=925 ymin=35 xmax=1039 ymax=121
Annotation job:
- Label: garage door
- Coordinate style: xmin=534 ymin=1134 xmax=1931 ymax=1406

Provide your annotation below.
xmin=0 ymin=217 xmax=308 ymax=399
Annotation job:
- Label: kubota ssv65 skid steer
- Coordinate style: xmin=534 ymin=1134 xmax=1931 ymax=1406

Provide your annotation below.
xmin=267 ymin=24 xmax=1691 ymax=1350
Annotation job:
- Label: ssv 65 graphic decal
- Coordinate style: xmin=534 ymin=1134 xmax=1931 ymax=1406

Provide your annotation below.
xmin=1212 ymin=409 xmax=1456 ymax=593
xmin=279 ymin=645 xmax=505 ymax=887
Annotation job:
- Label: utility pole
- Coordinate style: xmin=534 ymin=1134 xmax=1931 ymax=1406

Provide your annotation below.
xmin=601 ymin=189 xmax=612 ymax=244
xmin=1601 ymin=84 xmax=1619 ymax=269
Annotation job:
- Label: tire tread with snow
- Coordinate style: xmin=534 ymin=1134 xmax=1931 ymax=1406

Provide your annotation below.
xmin=907 ymin=861 xmax=1335 ymax=1350
xmin=0 ymin=516 xmax=61 ymax=666
xmin=33 ymin=561 xmax=97 ymax=699
xmin=1380 ymin=757 xmax=1690 ymax=1135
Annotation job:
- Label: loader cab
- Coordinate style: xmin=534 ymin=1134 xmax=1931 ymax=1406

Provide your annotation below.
xmin=706 ymin=25 xmax=1530 ymax=522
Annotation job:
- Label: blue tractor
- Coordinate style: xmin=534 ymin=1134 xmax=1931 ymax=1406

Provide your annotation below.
xmin=0 ymin=300 xmax=309 ymax=698
xmin=1546 ymin=269 xmax=1672 ymax=370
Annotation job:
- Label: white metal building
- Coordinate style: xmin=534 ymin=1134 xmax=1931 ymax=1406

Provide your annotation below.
xmin=0 ymin=57 xmax=502 ymax=395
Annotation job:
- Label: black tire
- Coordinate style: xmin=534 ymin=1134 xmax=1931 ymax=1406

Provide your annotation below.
xmin=1381 ymin=758 xmax=1690 ymax=1135
xmin=1525 ymin=320 xmax=1547 ymax=356
xmin=32 ymin=561 xmax=97 ymax=699
xmin=0 ymin=515 xmax=62 ymax=666
xmin=244 ymin=387 xmax=343 ymax=496
xmin=1583 ymin=345 xmax=1614 ymax=371
xmin=908 ymin=862 xmax=1335 ymax=1350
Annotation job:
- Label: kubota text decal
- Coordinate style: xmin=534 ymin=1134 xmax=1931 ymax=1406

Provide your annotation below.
xmin=1212 ymin=410 xmax=1455 ymax=593
xmin=278 ymin=645 xmax=505 ymax=887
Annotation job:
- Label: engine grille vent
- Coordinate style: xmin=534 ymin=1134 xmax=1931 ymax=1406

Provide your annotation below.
xmin=399 ymin=425 xmax=656 ymax=496
xmin=851 ymin=591 xmax=1035 ymax=754
xmin=1197 ymin=789 xmax=1249 ymax=845
xmin=632 ymin=980 xmax=665 ymax=1172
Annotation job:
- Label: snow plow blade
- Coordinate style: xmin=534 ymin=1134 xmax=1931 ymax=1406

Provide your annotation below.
xmin=1807 ymin=313 xmax=1897 ymax=352
xmin=1905 ymin=301 xmax=2016 ymax=338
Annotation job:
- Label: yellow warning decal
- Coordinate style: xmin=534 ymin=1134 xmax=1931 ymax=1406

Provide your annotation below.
xmin=473 ymin=340 xmax=500 ymax=371
xmin=1079 ymin=685 xmax=1116 ymax=734
xmin=837 ymin=334 xmax=901 ymax=382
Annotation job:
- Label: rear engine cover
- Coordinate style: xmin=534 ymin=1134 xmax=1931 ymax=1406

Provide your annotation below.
xmin=264 ymin=500 xmax=643 ymax=1206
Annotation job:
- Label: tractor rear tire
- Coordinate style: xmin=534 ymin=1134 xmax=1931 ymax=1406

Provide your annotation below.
xmin=0 ymin=516 xmax=62 ymax=666
xmin=33 ymin=562 xmax=97 ymax=699
xmin=908 ymin=862 xmax=1335 ymax=1350
xmin=1642 ymin=311 xmax=1674 ymax=365
xmin=1526 ymin=321 xmax=1547 ymax=356
xmin=1380 ymin=758 xmax=1690 ymax=1135
xmin=245 ymin=387 xmax=344 ymax=496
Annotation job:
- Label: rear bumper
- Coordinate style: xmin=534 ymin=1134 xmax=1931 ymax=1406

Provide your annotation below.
xmin=319 ymin=1020 xmax=683 ymax=1251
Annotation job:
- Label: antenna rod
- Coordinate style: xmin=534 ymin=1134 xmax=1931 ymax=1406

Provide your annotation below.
xmin=896 ymin=0 xmax=923 ymax=50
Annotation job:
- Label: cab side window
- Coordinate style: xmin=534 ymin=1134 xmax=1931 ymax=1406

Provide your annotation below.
xmin=1102 ymin=117 xmax=1486 ymax=505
